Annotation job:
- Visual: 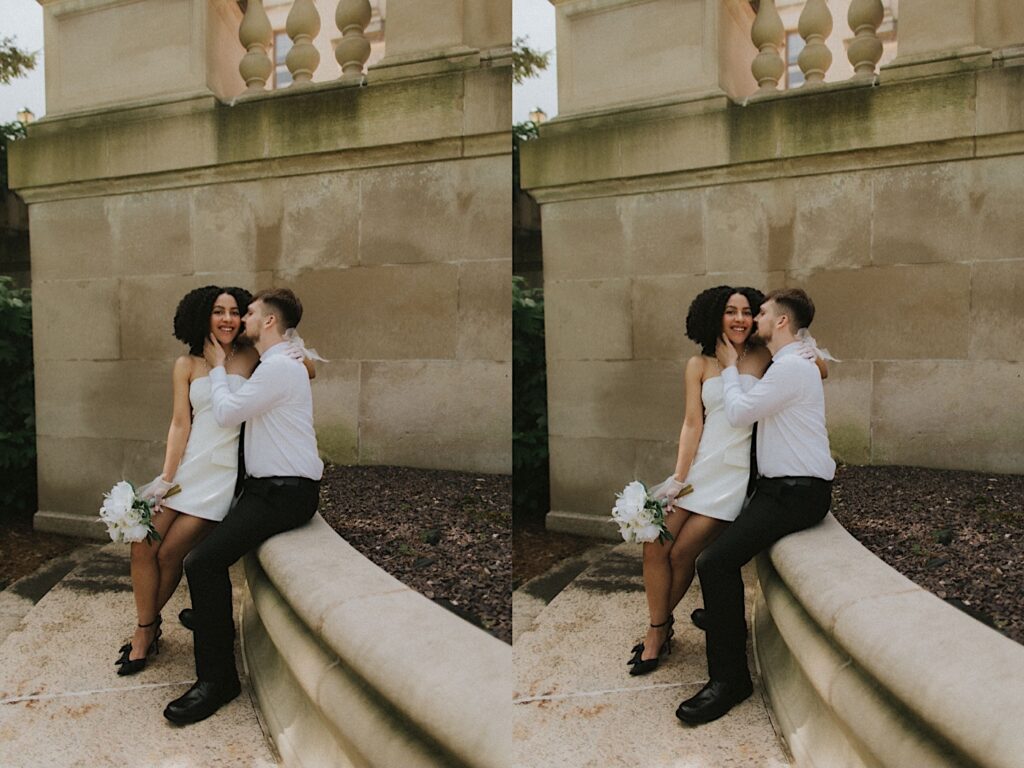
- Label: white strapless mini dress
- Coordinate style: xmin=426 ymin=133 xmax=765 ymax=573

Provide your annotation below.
xmin=162 ymin=374 xmax=246 ymax=522
xmin=670 ymin=374 xmax=757 ymax=523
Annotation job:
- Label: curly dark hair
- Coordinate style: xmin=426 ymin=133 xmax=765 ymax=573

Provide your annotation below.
xmin=172 ymin=285 xmax=253 ymax=356
xmin=684 ymin=285 xmax=765 ymax=356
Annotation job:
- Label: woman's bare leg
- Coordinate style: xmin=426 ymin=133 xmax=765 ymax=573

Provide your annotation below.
xmin=638 ymin=506 xmax=691 ymax=661
xmin=667 ymin=511 xmax=728 ymax=613
xmin=126 ymin=507 xmax=180 ymax=660
xmin=154 ymin=512 xmax=217 ymax=611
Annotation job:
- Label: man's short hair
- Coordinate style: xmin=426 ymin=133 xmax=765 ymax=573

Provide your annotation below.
xmin=254 ymin=288 xmax=303 ymax=330
xmin=765 ymin=288 xmax=815 ymax=330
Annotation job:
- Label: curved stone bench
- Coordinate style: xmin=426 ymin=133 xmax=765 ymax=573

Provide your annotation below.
xmin=753 ymin=513 xmax=1024 ymax=768
xmin=240 ymin=513 xmax=511 ymax=768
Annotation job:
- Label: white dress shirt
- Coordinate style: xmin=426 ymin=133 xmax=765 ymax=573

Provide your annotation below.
xmin=208 ymin=342 xmax=324 ymax=481
xmin=720 ymin=342 xmax=835 ymax=481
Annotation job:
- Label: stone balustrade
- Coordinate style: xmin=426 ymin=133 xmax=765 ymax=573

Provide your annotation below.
xmin=34 ymin=0 xmax=512 ymax=118
xmin=754 ymin=514 xmax=1024 ymax=768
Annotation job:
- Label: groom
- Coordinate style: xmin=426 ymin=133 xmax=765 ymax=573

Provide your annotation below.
xmin=163 ymin=287 xmax=323 ymax=725
xmin=675 ymin=288 xmax=835 ymax=725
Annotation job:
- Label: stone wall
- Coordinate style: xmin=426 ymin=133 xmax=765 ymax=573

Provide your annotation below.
xmin=522 ymin=1 xmax=1024 ymax=538
xmin=10 ymin=1 xmax=511 ymax=538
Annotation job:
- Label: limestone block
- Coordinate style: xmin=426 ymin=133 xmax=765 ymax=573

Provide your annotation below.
xmin=359 ymin=360 xmax=510 ymax=474
xmin=872 ymin=162 xmax=974 ymax=265
xmin=553 ymin=0 xmax=749 ymax=117
xmin=872 ymin=360 xmax=1024 ymax=473
xmin=705 ymin=180 xmax=797 ymax=274
xmin=976 ymin=67 xmax=1024 ymax=138
xmin=36 ymin=436 xmax=124 ymax=519
xmin=41 ymin=0 xmax=226 ymax=116
xmin=35 ymin=360 xmax=171 ymax=441
xmin=970 ymin=260 xmax=1024 ymax=362
xmin=28 ymin=197 xmax=114 ymax=280
xmin=967 ymin=156 xmax=1024 ymax=263
xmin=893 ymin=0 xmax=978 ymax=60
xmin=620 ymin=189 xmax=704 ymax=277
xmin=546 ymin=359 xmax=685 ymax=441
xmin=540 ymin=196 xmax=630 ymax=281
xmin=193 ymin=180 xmax=287 ymax=275
xmin=632 ymin=272 xmax=782 ymax=361
xmin=121 ymin=438 xmax=171 ymax=486
xmin=822 ymin=361 xmax=872 ymax=465
xmin=280 ymin=173 xmax=360 ymax=275
xmin=290 ymin=264 xmax=458 ymax=361
xmin=108 ymin=190 xmax=192 ymax=276
xmin=456 ymin=259 xmax=512 ymax=362
xmin=548 ymin=436 xmax=635 ymax=519
xmin=976 ymin=4 xmax=1024 ymax=51
xmin=376 ymin=0 xmax=467 ymax=60
xmin=359 ymin=158 xmax=508 ymax=265
xmin=792 ymin=172 xmax=872 ymax=273
xmin=465 ymin=0 xmax=512 ymax=54
xmin=463 ymin=68 xmax=513 ymax=138
xmin=310 ymin=361 xmax=361 ymax=466
xmin=804 ymin=264 xmax=971 ymax=361
xmin=634 ymin=438 xmax=684 ymax=490
xmin=119 ymin=273 xmax=258 ymax=361
xmin=544 ymin=278 xmax=632 ymax=362
xmin=31 ymin=279 xmax=120 ymax=362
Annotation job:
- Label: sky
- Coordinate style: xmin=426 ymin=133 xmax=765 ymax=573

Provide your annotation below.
xmin=0 ymin=0 xmax=46 ymax=123
xmin=512 ymin=0 xmax=558 ymax=123
xmin=0 ymin=1 xmax=555 ymax=126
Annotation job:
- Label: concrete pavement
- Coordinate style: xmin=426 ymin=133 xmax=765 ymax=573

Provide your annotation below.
xmin=513 ymin=543 xmax=792 ymax=768
xmin=0 ymin=543 xmax=278 ymax=768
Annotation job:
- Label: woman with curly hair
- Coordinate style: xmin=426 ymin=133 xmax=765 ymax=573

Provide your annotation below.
xmin=627 ymin=285 xmax=826 ymax=675
xmin=115 ymin=285 xmax=313 ymax=675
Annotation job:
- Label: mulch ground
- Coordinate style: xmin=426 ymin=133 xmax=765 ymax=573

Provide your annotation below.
xmin=830 ymin=464 xmax=1024 ymax=644
xmin=318 ymin=464 xmax=511 ymax=644
xmin=0 ymin=511 xmax=79 ymax=591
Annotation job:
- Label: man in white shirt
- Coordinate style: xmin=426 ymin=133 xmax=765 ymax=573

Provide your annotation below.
xmin=164 ymin=288 xmax=323 ymax=725
xmin=676 ymin=288 xmax=835 ymax=725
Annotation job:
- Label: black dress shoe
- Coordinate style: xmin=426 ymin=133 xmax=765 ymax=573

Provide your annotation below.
xmin=179 ymin=608 xmax=195 ymax=631
xmin=163 ymin=679 xmax=241 ymax=725
xmin=675 ymin=679 xmax=754 ymax=725
xmin=690 ymin=608 xmax=707 ymax=631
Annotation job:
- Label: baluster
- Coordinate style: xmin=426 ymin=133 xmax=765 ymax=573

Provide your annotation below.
xmin=286 ymin=0 xmax=321 ymax=86
xmin=751 ymin=0 xmax=785 ymax=92
xmin=239 ymin=0 xmax=273 ymax=92
xmin=847 ymin=0 xmax=884 ymax=78
xmin=335 ymin=0 xmax=372 ymax=81
xmin=798 ymin=0 xmax=833 ymax=85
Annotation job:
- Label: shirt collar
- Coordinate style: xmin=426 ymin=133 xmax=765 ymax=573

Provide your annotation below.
xmin=260 ymin=341 xmax=290 ymax=362
xmin=772 ymin=341 xmax=802 ymax=361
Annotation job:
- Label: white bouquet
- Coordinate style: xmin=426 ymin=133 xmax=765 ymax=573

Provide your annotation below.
xmin=98 ymin=480 xmax=179 ymax=544
xmin=611 ymin=480 xmax=692 ymax=544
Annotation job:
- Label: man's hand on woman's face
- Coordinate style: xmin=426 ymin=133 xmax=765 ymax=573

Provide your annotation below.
xmin=716 ymin=334 xmax=739 ymax=369
xmin=205 ymin=334 xmax=227 ymax=368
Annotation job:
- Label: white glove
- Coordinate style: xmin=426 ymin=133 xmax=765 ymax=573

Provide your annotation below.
xmin=138 ymin=475 xmax=174 ymax=503
xmin=283 ymin=328 xmax=328 ymax=362
xmin=650 ymin=475 xmax=686 ymax=503
xmin=795 ymin=328 xmax=840 ymax=362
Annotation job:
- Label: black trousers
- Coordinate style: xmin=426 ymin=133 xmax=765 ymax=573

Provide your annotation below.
xmin=695 ymin=476 xmax=831 ymax=686
xmin=183 ymin=476 xmax=319 ymax=684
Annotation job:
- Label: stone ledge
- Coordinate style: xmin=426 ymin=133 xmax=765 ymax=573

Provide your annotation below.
xmin=754 ymin=513 xmax=1024 ymax=768
xmin=241 ymin=513 xmax=511 ymax=768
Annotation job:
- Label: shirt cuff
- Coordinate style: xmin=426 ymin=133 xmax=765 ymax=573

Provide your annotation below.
xmin=209 ymin=365 xmax=228 ymax=383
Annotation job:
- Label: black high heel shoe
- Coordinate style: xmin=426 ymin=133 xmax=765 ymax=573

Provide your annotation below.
xmin=628 ymin=614 xmax=674 ymax=665
xmin=627 ymin=618 xmax=673 ymax=675
xmin=115 ymin=617 xmax=161 ymax=675
xmin=115 ymin=614 xmax=162 ymax=665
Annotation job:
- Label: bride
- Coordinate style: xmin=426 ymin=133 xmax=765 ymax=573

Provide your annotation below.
xmin=115 ymin=285 xmax=313 ymax=675
xmin=627 ymin=285 xmax=826 ymax=674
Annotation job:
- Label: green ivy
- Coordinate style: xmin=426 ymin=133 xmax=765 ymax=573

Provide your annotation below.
xmin=0 ymin=276 xmax=36 ymax=516
xmin=513 ymin=276 xmax=549 ymax=526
